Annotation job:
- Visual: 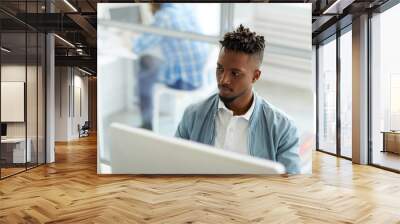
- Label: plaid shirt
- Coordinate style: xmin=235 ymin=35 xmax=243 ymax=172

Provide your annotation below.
xmin=133 ymin=4 xmax=209 ymax=88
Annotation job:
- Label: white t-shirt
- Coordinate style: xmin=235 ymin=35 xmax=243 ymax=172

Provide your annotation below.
xmin=214 ymin=97 xmax=255 ymax=155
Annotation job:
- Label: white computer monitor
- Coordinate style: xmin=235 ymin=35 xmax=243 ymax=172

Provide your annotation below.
xmin=108 ymin=123 xmax=285 ymax=174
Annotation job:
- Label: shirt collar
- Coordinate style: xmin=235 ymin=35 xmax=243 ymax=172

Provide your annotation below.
xmin=217 ymin=94 xmax=255 ymax=121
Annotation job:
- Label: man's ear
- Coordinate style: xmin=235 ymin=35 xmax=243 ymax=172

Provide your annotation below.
xmin=252 ymin=69 xmax=261 ymax=83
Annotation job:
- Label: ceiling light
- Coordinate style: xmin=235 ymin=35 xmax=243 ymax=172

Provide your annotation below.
xmin=76 ymin=48 xmax=85 ymax=55
xmin=63 ymin=0 xmax=78 ymax=12
xmin=54 ymin=34 xmax=75 ymax=48
xmin=78 ymin=67 xmax=92 ymax=76
xmin=323 ymin=0 xmax=354 ymax=15
xmin=1 ymin=47 xmax=11 ymax=53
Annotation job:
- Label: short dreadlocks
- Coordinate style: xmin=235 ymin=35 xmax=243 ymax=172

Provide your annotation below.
xmin=219 ymin=24 xmax=265 ymax=67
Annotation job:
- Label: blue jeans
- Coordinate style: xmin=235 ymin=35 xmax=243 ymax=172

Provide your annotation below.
xmin=137 ymin=55 xmax=197 ymax=130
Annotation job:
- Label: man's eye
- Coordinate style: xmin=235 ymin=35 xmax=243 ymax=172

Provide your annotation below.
xmin=232 ymin=71 xmax=240 ymax=77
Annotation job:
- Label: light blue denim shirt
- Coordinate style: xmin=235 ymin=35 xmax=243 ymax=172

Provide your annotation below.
xmin=175 ymin=92 xmax=301 ymax=174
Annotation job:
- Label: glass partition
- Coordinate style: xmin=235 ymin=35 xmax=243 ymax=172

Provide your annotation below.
xmin=1 ymin=30 xmax=28 ymax=178
xmin=0 ymin=1 xmax=46 ymax=179
xmin=317 ymin=36 xmax=337 ymax=155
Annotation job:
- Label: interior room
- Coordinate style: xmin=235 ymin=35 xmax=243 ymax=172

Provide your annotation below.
xmin=97 ymin=3 xmax=314 ymax=174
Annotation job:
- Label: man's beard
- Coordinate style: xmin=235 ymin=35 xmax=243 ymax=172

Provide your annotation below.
xmin=219 ymin=88 xmax=249 ymax=105
xmin=219 ymin=95 xmax=237 ymax=104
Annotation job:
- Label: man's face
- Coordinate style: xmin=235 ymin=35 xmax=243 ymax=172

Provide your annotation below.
xmin=216 ymin=48 xmax=261 ymax=104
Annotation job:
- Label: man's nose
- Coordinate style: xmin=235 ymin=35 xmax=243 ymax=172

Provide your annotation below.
xmin=219 ymin=71 xmax=231 ymax=85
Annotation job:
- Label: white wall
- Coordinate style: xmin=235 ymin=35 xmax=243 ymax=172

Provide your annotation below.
xmin=55 ymin=67 xmax=69 ymax=141
xmin=72 ymin=73 xmax=89 ymax=138
xmin=55 ymin=67 xmax=89 ymax=141
xmin=1 ymin=64 xmax=46 ymax=164
xmin=1 ymin=66 xmax=26 ymax=140
xmin=1 ymin=65 xmax=36 ymax=138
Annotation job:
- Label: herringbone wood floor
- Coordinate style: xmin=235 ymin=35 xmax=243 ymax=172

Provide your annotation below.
xmin=1 ymin=135 xmax=400 ymax=224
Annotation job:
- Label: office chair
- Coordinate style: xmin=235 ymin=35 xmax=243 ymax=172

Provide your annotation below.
xmin=79 ymin=121 xmax=90 ymax=138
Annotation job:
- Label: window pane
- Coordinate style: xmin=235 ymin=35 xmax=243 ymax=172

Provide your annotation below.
xmin=371 ymin=3 xmax=400 ymax=171
xmin=101 ymin=3 xmax=221 ymax=36
xmin=318 ymin=37 xmax=337 ymax=154
xmin=340 ymin=29 xmax=352 ymax=158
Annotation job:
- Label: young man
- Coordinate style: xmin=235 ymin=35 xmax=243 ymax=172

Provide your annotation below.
xmin=133 ymin=3 xmax=209 ymax=130
xmin=175 ymin=25 xmax=301 ymax=174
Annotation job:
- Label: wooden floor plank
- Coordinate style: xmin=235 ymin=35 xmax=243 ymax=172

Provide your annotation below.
xmin=0 ymin=135 xmax=400 ymax=223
